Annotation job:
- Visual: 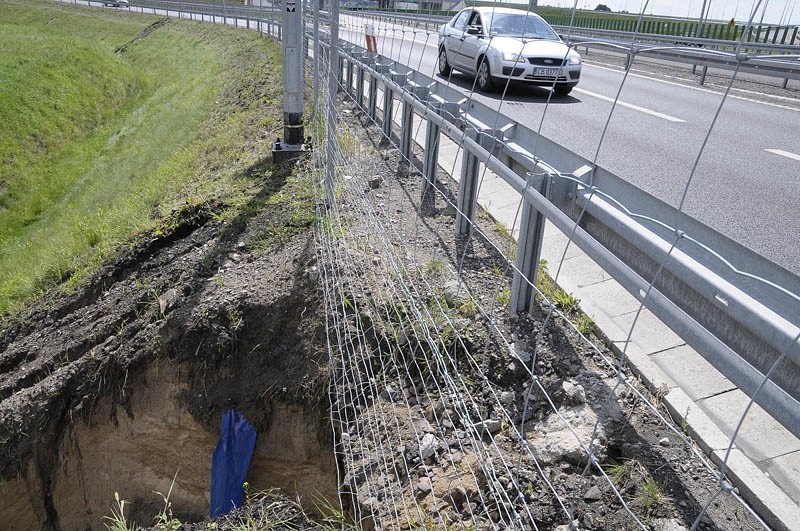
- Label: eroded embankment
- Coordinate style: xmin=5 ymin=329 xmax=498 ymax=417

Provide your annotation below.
xmin=0 ymin=163 xmax=335 ymax=530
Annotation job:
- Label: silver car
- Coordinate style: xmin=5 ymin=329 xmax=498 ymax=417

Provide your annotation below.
xmin=438 ymin=7 xmax=581 ymax=96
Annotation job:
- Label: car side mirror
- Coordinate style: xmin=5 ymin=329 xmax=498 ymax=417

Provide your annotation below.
xmin=466 ymin=26 xmax=481 ymax=35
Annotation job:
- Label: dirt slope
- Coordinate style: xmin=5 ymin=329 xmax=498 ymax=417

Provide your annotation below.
xmin=0 ymin=161 xmax=335 ymax=530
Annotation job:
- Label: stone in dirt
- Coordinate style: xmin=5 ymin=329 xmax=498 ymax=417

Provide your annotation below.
xmin=442 ymin=280 xmax=466 ymax=307
xmin=158 ymin=287 xmax=178 ymax=315
xmin=416 ymin=477 xmax=432 ymax=496
xmin=499 ymin=391 xmax=515 ymax=406
xmin=561 ymin=380 xmax=586 ymax=405
xmin=511 ymin=341 xmax=531 ymax=363
xmin=584 ymin=485 xmax=603 ymax=501
xmin=524 ymin=404 xmax=614 ymax=465
xmin=419 ymin=433 xmax=437 ymax=460
xmin=473 ymin=419 xmax=502 ymax=435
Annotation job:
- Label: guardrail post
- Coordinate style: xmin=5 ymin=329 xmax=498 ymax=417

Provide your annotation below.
xmin=456 ymin=131 xmax=480 ymax=235
xmin=382 ymin=81 xmax=394 ymax=140
xmin=368 ymin=72 xmax=379 ymax=120
xmin=356 ymin=62 xmax=366 ymax=107
xmin=699 ymin=65 xmax=708 ymax=85
xmin=345 ymin=50 xmax=355 ymax=95
xmin=338 ymin=55 xmax=345 ymax=92
xmin=400 ymin=98 xmax=413 ymax=161
xmin=511 ymin=171 xmax=551 ymax=314
xmin=422 ymin=117 xmax=440 ymax=198
xmin=397 ymin=78 xmax=414 ymax=161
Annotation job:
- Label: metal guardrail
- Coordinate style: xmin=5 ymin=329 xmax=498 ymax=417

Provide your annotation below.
xmin=348 ymin=10 xmax=800 ymax=86
xmin=325 ymin=39 xmax=800 ymax=441
xmin=557 ymin=27 xmax=800 ymax=86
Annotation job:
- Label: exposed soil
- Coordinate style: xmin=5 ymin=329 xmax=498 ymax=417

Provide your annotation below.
xmin=0 ymin=160 xmax=336 ymax=529
xmin=0 ymin=90 xmax=771 ymax=531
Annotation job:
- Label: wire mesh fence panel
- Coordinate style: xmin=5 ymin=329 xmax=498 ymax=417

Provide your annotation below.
xmin=311 ymin=0 xmax=800 ymax=529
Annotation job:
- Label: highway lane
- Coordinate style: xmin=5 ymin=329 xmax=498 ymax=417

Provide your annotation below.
xmin=340 ymin=16 xmax=800 ymax=276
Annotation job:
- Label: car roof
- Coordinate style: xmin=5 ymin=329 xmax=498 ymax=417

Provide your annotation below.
xmin=471 ymin=7 xmax=544 ymax=17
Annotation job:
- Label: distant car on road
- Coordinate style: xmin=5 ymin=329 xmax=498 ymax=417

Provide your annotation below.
xmin=103 ymin=0 xmax=129 ymax=7
xmin=438 ymin=7 xmax=582 ymax=96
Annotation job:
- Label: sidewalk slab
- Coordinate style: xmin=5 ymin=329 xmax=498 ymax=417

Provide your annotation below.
xmin=651 ymin=345 xmax=737 ymax=401
xmin=766 ymin=451 xmax=800 ymax=508
xmin=610 ymin=308 xmax=685 ymax=354
xmin=700 ymin=389 xmax=800 ymax=464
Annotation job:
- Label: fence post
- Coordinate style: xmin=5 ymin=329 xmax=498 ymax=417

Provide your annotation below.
xmin=510 ymin=171 xmax=551 ymax=314
xmin=313 ymin=0 xmax=320 ymax=112
xmin=456 ymin=130 xmax=480 ymax=236
xmin=272 ymin=0 xmax=306 ymax=161
xmin=400 ymin=98 xmax=413 ymax=161
xmin=326 ymin=0 xmax=339 ymax=205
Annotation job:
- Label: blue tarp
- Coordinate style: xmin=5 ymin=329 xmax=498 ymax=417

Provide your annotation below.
xmin=210 ymin=409 xmax=257 ymax=518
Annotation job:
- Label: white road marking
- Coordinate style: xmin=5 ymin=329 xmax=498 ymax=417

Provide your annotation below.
xmin=586 ymin=63 xmax=800 ymax=113
xmin=765 ymin=148 xmax=800 ymax=161
xmin=573 ymin=88 xmax=686 ymax=122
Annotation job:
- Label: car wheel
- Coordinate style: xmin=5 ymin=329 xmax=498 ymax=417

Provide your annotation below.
xmin=476 ymin=58 xmax=496 ymax=92
xmin=553 ymin=84 xmax=573 ymax=97
xmin=438 ymin=47 xmax=451 ymax=76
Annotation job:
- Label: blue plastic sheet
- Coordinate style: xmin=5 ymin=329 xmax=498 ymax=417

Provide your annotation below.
xmin=210 ymin=409 xmax=257 ymax=518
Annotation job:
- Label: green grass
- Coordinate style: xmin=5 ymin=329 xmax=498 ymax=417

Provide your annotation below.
xmin=0 ymin=0 xmax=284 ymax=316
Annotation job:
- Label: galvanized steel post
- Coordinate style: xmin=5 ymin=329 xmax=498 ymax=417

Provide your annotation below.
xmin=272 ymin=0 xmax=306 ymax=161
xmin=356 ymin=62 xmax=365 ymax=107
xmin=313 ymin=0 xmax=320 ymax=111
xmin=456 ymin=130 xmax=480 ymax=235
xmin=422 ymin=119 xmax=439 ymax=198
xmin=382 ymin=83 xmax=394 ymax=140
xmin=511 ymin=172 xmax=550 ymax=314
xmin=326 ymin=0 xmax=339 ymax=204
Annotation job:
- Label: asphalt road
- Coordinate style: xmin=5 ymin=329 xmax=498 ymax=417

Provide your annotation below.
xmin=340 ymin=15 xmax=800 ymax=277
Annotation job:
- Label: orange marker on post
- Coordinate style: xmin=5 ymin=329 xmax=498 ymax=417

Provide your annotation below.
xmin=365 ymin=24 xmax=378 ymax=52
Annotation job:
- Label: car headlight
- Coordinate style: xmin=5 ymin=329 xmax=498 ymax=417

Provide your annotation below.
xmin=501 ymin=51 xmax=526 ymax=62
xmin=567 ymin=50 xmax=582 ymax=65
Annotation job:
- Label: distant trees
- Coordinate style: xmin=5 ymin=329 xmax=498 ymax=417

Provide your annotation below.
xmin=594 ymin=4 xmax=611 ymax=11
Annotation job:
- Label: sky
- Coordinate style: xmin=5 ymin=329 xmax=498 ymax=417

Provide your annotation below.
xmin=538 ymin=0 xmax=800 ymax=25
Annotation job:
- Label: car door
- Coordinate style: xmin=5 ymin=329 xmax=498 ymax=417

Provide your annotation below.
xmin=456 ymin=11 xmax=485 ymax=74
xmin=444 ymin=9 xmax=472 ymax=71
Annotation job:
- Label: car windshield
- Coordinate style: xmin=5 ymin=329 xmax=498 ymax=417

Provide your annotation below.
xmin=488 ymin=13 xmax=559 ymax=39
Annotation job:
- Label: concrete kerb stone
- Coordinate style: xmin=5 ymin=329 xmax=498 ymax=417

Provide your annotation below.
xmin=362 ymin=84 xmax=797 ymax=529
xmin=711 ymin=448 xmax=800 ymax=531
xmin=662 ymin=388 xmax=735 ymax=455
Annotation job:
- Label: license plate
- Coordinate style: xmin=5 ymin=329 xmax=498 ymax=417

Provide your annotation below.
xmin=533 ymin=67 xmax=561 ymax=77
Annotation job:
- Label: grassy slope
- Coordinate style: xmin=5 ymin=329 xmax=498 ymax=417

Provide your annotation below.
xmin=0 ymin=0 xmax=283 ymax=315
